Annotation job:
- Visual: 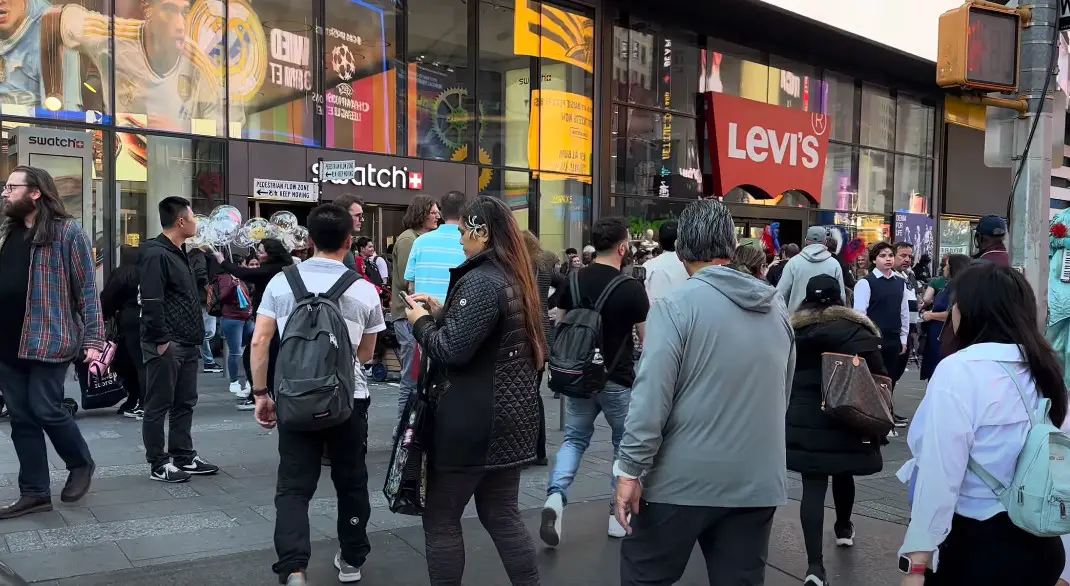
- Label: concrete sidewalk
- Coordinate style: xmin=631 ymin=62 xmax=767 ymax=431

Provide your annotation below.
xmin=0 ymin=367 xmax=927 ymax=584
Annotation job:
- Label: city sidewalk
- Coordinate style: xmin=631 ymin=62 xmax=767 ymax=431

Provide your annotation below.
xmin=0 ymin=368 xmax=926 ymax=584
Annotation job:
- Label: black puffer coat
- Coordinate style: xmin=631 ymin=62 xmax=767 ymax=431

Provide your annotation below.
xmin=787 ymin=305 xmax=887 ymax=477
xmin=412 ymin=249 xmax=539 ymax=471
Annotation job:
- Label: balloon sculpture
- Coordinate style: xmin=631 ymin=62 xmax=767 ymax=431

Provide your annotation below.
xmin=1046 ymin=210 xmax=1070 ymax=388
xmin=186 ymin=205 xmax=310 ymax=254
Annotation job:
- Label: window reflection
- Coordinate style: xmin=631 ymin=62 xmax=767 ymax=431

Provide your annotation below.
xmin=823 ymin=71 xmax=855 ymax=143
xmin=540 ymin=176 xmax=591 ymax=257
xmin=858 ymin=148 xmax=893 ymax=214
xmin=860 ymin=83 xmax=895 ymax=150
xmin=407 ymin=0 xmax=469 ymax=161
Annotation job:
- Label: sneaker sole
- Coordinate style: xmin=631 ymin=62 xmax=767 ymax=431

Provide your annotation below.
xmin=835 ymin=537 xmax=854 ymax=547
xmin=122 ymin=412 xmax=139 ymax=419
xmin=0 ymin=502 xmax=53 ymax=519
xmin=539 ymin=507 xmax=560 ymax=547
xmin=181 ymin=468 xmax=219 ymax=476
xmin=236 ymin=405 xmax=255 ymax=411
xmin=334 ymin=557 xmax=362 ymax=582
xmin=149 ymin=473 xmax=190 ymax=483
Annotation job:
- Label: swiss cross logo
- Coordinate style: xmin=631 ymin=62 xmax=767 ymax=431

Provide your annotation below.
xmin=408 ymin=172 xmax=423 ymax=190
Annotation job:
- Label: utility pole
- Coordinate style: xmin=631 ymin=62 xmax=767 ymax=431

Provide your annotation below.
xmin=1010 ymin=0 xmax=1058 ymax=323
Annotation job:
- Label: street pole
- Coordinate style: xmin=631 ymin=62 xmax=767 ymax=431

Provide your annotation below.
xmin=1010 ymin=0 xmax=1058 ymax=325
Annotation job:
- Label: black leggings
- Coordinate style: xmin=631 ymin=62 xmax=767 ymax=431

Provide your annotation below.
xmin=926 ymin=513 xmax=1063 ymax=585
xmin=242 ymin=334 xmax=279 ymax=392
xmin=423 ymin=467 xmax=539 ymax=586
xmin=800 ymin=474 xmax=855 ymax=567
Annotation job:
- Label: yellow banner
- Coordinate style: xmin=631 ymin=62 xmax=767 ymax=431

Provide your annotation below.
xmin=528 ymin=89 xmax=593 ymax=182
xmin=514 ymin=0 xmax=593 ymax=73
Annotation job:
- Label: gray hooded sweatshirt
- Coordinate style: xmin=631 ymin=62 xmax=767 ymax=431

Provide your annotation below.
xmin=776 ymin=243 xmax=846 ymax=313
xmin=617 ymin=266 xmax=795 ymax=508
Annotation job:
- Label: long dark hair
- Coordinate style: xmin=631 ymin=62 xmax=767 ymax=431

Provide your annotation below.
xmin=260 ymin=237 xmax=293 ymax=266
xmin=945 ymin=253 xmax=971 ymax=280
xmin=462 ymin=196 xmax=545 ymax=364
xmin=952 ymin=263 xmax=1068 ymax=426
xmin=12 ymin=165 xmax=73 ymax=245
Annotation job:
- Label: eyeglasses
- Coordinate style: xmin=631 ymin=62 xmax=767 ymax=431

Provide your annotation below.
xmin=2 ymin=184 xmax=28 ymax=193
xmin=352 ymin=212 xmax=364 ymax=219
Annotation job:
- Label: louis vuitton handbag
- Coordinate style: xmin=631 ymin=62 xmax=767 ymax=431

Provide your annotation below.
xmin=820 ymin=353 xmax=895 ymax=437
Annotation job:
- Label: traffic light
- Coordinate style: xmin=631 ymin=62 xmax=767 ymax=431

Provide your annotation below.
xmin=937 ymin=1 xmax=1021 ymax=92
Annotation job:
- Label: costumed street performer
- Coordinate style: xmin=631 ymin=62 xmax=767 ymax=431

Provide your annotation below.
xmin=1046 ymin=211 xmax=1070 ymax=388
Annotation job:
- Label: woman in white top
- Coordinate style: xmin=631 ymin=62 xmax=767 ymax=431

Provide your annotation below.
xmin=898 ymin=263 xmax=1070 ymax=585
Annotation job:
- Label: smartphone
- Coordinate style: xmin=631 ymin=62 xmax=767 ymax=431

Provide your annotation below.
xmin=398 ymin=292 xmax=416 ymax=309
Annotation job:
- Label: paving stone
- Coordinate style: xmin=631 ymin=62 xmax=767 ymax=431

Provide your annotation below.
xmin=4 ymin=531 xmax=42 ymax=553
xmin=115 ymin=522 xmax=276 ymax=561
xmin=89 ymin=497 xmax=219 ymax=523
xmin=34 ymin=511 xmax=238 ymax=550
xmin=1 ymin=542 xmax=132 ymax=582
xmin=0 ymin=509 xmax=67 ymax=534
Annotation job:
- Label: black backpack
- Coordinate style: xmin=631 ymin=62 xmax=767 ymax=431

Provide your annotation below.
xmin=275 ymin=265 xmax=359 ymax=431
xmin=547 ymin=271 xmax=631 ymax=399
xmin=363 ymin=255 xmax=385 ymax=288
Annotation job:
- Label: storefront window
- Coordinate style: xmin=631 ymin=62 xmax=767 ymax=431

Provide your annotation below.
xmin=823 ymin=71 xmax=856 ymax=143
xmin=613 ymin=106 xmax=700 ymax=199
xmin=939 ymin=216 xmax=977 ymax=257
xmin=895 ymin=95 xmax=934 ymax=157
xmin=894 ymin=154 xmax=932 ymax=214
xmin=768 ymin=55 xmax=818 ymax=112
xmin=0 ymin=1 xmax=111 ymax=122
xmin=228 ymin=0 xmax=320 ymax=145
xmin=606 ymin=195 xmax=689 ymax=239
xmin=820 ymin=144 xmax=857 ymax=211
xmin=324 ymin=0 xmax=398 ymax=154
xmin=860 ymin=84 xmax=895 ymax=150
xmin=479 ymin=0 xmax=530 ymax=169
xmin=614 ymin=22 xmax=700 ymax=114
xmin=407 ymin=0 xmax=469 ymax=161
xmin=541 ymin=176 xmax=591 ymax=257
xmin=812 ymin=210 xmax=892 ymax=251
xmin=117 ymin=133 xmax=224 ymax=246
xmin=480 ymin=168 xmax=530 ymax=230
xmin=858 ymin=148 xmax=893 ymax=214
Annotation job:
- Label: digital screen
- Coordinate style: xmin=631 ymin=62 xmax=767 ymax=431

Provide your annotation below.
xmin=966 ymin=8 xmax=1019 ymax=88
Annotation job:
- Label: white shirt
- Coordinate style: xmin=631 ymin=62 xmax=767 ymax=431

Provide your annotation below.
xmin=643 ymin=250 xmax=690 ymax=301
xmin=257 ymin=258 xmax=386 ymax=399
xmin=897 ymin=343 xmax=1070 ymax=580
xmin=851 ymin=268 xmax=910 ymax=345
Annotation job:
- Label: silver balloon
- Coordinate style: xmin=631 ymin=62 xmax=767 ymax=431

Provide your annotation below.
xmin=290 ymin=225 xmax=309 ymax=250
xmin=206 ymin=205 xmax=241 ymax=246
xmin=209 ymin=205 xmax=242 ymax=225
xmin=269 ymin=210 xmax=299 ymax=233
xmin=189 ymin=214 xmax=210 ymax=246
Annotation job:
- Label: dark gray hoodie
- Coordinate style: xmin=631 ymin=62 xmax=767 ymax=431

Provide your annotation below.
xmin=617 ymin=265 xmax=795 ymax=508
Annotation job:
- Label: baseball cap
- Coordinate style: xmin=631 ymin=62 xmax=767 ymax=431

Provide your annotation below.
xmin=976 ymin=215 xmax=1007 ymax=237
xmin=804 ymin=274 xmax=841 ymax=304
xmin=805 ymin=226 xmax=829 ymax=243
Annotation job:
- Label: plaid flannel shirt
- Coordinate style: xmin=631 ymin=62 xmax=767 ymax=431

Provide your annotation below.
xmin=0 ymin=218 xmax=105 ymax=363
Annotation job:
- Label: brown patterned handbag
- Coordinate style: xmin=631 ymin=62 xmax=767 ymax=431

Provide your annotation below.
xmin=820 ymin=353 xmax=895 ymax=436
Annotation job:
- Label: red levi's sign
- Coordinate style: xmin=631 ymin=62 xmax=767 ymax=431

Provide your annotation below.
xmin=703 ymin=92 xmax=831 ymax=204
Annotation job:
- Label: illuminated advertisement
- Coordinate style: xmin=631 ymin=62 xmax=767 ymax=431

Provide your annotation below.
xmin=513 ymin=0 xmax=593 ymax=73
xmin=527 ymin=88 xmax=592 ymax=179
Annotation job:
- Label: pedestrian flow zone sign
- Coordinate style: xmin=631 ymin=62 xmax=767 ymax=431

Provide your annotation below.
xmin=252 ymin=178 xmax=319 ymax=203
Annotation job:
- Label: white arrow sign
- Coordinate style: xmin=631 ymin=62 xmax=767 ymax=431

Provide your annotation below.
xmin=321 ymin=160 xmax=357 ymax=182
xmin=252 ymin=178 xmax=319 ymax=203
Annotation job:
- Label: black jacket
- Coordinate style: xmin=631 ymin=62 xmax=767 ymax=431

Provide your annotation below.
xmin=100 ymin=264 xmax=141 ymax=333
xmin=786 ymin=305 xmax=887 ymax=477
xmin=412 ymin=250 xmax=539 ymax=472
xmin=188 ymin=248 xmax=221 ymax=304
xmin=220 ymin=259 xmax=289 ymax=312
xmin=139 ymin=235 xmax=204 ymax=346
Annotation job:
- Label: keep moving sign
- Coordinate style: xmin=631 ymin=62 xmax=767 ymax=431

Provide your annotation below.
xmin=252 ymin=178 xmax=319 ymax=203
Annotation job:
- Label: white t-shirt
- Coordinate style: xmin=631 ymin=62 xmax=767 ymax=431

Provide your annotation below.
xmin=258 ymin=258 xmax=386 ymax=399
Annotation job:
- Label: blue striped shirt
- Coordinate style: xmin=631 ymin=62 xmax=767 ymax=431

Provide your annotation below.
xmin=404 ymin=224 xmax=466 ymax=302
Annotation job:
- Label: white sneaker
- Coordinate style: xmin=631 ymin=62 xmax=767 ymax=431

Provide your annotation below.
xmin=228 ymin=381 xmax=242 ymax=395
xmin=242 ymin=382 xmax=251 ymax=396
xmin=608 ymin=513 xmax=627 ymax=538
xmin=539 ymin=493 xmax=564 ymax=547
xmin=334 ymin=551 xmax=362 ymax=582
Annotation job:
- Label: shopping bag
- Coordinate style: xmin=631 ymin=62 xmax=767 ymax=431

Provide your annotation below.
xmin=74 ymin=360 xmax=127 ymax=410
xmin=383 ymin=353 xmax=434 ymax=516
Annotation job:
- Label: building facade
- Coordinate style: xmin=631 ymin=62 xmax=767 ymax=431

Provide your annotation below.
xmin=0 ymin=0 xmax=963 ymax=281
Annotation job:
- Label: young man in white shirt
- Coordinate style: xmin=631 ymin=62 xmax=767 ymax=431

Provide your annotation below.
xmin=643 ymin=220 xmax=690 ymax=302
xmin=249 ymin=203 xmax=385 ymax=586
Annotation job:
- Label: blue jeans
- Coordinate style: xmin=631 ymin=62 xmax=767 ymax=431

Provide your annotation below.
xmin=201 ymin=310 xmax=218 ymax=366
xmin=547 ymin=382 xmax=632 ymax=506
xmin=220 ymin=318 xmax=254 ymax=384
xmin=393 ymin=319 xmax=417 ymax=418
xmin=0 ymin=360 xmax=93 ymax=497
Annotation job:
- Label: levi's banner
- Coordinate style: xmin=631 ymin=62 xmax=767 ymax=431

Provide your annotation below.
xmin=703 ymin=92 xmax=831 ymax=204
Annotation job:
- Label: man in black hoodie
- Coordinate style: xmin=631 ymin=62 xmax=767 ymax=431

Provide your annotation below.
xmin=140 ymin=197 xmax=220 ymax=483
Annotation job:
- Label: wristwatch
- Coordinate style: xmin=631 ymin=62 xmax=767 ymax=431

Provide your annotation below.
xmin=898 ymin=555 xmax=926 ymax=575
xmin=251 ymin=388 xmax=271 ymax=398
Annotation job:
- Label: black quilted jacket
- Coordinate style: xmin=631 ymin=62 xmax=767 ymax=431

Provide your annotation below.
xmin=412 ymin=249 xmax=540 ymax=471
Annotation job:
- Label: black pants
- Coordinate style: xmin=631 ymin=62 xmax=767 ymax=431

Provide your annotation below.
xmin=114 ymin=323 xmax=145 ymax=408
xmin=925 ymin=513 xmax=1064 ymax=585
xmin=243 ymin=334 xmax=279 ymax=391
xmin=272 ymin=399 xmax=371 ymax=582
xmin=879 ymin=334 xmax=902 ymax=392
xmin=800 ymin=474 xmax=855 ymax=567
xmin=141 ymin=342 xmax=200 ymax=469
xmin=423 ymin=467 xmax=539 ymax=586
xmin=620 ymin=502 xmax=775 ymax=585
xmin=535 ymin=371 xmax=547 ymax=460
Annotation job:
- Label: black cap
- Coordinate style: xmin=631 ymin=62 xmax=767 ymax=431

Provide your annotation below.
xmin=805 ymin=274 xmax=841 ymax=304
xmin=976 ymin=215 xmax=1007 ymax=237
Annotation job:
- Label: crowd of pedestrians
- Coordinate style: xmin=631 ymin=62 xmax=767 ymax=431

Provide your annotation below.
xmin=6 ymin=163 xmax=1070 ymax=586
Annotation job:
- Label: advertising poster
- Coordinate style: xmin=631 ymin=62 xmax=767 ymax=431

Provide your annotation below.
xmin=527 ymin=89 xmax=592 ymax=180
xmin=894 ymin=213 xmax=935 ymax=261
xmin=513 ymin=0 xmax=593 ymax=73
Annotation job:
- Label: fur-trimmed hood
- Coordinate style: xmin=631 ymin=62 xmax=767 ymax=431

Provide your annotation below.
xmin=790 ymin=305 xmax=880 ymax=337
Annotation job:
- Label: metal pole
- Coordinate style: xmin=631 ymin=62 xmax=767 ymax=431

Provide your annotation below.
xmin=1010 ymin=0 xmax=1058 ymax=325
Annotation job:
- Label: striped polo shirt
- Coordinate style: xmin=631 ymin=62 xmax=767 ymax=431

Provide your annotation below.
xmin=404 ymin=223 xmax=466 ymax=302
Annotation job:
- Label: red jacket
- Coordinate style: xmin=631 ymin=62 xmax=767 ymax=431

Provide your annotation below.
xmin=977 ymin=245 xmax=1010 ymax=267
xmin=217 ymin=274 xmax=253 ymax=321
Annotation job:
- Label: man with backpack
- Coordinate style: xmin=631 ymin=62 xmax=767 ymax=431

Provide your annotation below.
xmin=542 ymin=217 xmax=649 ymax=546
xmin=249 ymin=203 xmax=385 ymax=586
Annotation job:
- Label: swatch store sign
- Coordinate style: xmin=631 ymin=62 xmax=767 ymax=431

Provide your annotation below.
xmin=311 ymin=161 xmax=423 ymax=190
xmin=703 ymin=92 xmax=831 ymax=203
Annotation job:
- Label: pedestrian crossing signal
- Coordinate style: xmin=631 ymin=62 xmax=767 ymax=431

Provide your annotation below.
xmin=937 ymin=1 xmax=1021 ymax=93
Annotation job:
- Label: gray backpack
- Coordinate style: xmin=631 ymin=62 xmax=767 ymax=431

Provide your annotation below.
xmin=275 ymin=265 xmax=359 ymax=431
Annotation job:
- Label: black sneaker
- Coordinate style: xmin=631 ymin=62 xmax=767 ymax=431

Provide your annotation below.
xmin=893 ymin=413 xmax=909 ymax=428
xmin=151 ymin=463 xmax=191 ymax=483
xmin=236 ymin=397 xmax=255 ymax=411
xmin=132 ymin=405 xmax=144 ymax=420
xmin=180 ymin=456 xmax=219 ymax=476
xmin=834 ymin=521 xmax=855 ymax=547
xmin=203 ymin=363 xmax=224 ymax=374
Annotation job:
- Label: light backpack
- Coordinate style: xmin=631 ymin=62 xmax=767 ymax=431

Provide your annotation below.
xmin=275 ymin=265 xmax=359 ymax=431
xmin=547 ymin=271 xmax=631 ymax=399
xmin=967 ymin=362 xmax=1070 ymax=537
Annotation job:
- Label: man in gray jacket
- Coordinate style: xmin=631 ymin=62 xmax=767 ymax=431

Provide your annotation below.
xmin=613 ymin=199 xmax=796 ymax=585
xmin=776 ymin=226 xmax=846 ymax=313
